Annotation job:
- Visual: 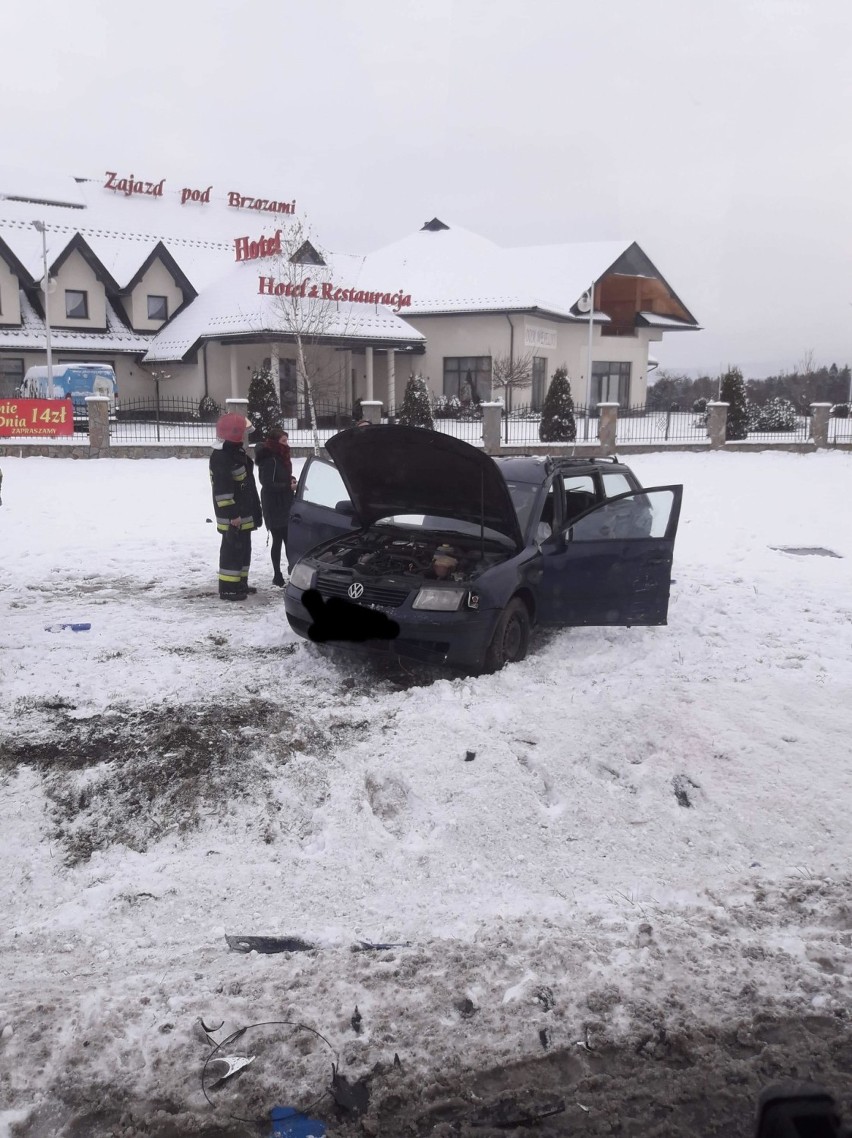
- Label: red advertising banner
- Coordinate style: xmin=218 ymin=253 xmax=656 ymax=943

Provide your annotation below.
xmin=0 ymin=399 xmax=74 ymax=437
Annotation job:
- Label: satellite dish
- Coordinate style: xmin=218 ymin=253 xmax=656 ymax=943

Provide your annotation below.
xmin=41 ymin=275 xmax=58 ymax=294
xmin=576 ymin=291 xmax=592 ymax=314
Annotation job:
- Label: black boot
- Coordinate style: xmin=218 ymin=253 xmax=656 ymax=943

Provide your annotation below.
xmin=272 ymin=572 xmax=286 ymax=587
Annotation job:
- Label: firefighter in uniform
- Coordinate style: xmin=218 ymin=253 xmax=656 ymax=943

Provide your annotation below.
xmin=210 ymin=413 xmax=263 ymax=601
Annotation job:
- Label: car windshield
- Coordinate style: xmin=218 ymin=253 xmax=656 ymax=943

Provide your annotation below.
xmin=501 ymin=480 xmax=540 ymax=536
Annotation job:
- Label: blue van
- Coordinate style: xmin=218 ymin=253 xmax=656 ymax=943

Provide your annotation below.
xmin=21 ymin=363 xmax=118 ymax=414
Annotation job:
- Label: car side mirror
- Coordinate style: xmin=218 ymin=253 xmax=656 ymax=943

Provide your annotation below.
xmin=335 ymin=499 xmax=356 ymax=516
xmin=563 ymin=526 xmax=574 ymax=544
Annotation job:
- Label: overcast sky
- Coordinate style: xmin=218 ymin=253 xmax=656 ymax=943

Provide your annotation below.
xmin=5 ymin=0 xmax=851 ymax=377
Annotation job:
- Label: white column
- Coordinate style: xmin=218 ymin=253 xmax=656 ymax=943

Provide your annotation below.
xmin=229 ymin=346 xmax=239 ymax=399
xmin=345 ymin=350 xmax=354 ymax=411
xmin=365 ymin=345 xmax=374 ymax=401
xmin=386 ymin=349 xmax=396 ymax=418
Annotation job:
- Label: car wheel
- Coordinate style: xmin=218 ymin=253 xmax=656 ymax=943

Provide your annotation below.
xmin=483 ymin=597 xmax=531 ymax=673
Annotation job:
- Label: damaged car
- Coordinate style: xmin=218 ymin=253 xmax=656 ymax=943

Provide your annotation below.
xmin=283 ymin=425 xmax=682 ymax=672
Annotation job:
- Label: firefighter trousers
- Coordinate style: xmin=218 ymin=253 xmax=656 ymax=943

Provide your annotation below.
xmin=218 ymin=528 xmax=252 ymax=595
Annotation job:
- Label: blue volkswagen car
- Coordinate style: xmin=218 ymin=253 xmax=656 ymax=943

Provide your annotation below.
xmin=283 ymin=425 xmax=682 ymax=673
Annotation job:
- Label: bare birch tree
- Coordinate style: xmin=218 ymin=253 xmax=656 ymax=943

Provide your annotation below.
xmin=263 ymin=218 xmax=343 ymax=454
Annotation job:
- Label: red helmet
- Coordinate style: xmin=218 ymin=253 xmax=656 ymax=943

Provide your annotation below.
xmin=216 ymin=413 xmax=249 ymax=443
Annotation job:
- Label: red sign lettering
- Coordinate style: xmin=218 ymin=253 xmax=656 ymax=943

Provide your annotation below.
xmin=0 ymin=399 xmax=74 ymax=437
xmin=228 ymin=192 xmax=295 ymax=214
xmin=234 ymin=230 xmax=282 ymax=262
xmin=180 ymin=185 xmax=212 ymax=206
xmin=104 ymin=171 xmax=165 ymax=199
xmin=257 ymin=277 xmax=412 ymax=313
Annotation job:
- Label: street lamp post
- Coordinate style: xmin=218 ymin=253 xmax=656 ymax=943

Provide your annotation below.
xmin=31 ymin=220 xmax=54 ymax=398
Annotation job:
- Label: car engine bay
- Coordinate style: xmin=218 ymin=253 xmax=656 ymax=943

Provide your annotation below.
xmin=314 ymin=531 xmax=510 ymax=582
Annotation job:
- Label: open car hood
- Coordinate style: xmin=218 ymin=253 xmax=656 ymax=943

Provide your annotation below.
xmin=325 ymin=425 xmax=524 ymax=548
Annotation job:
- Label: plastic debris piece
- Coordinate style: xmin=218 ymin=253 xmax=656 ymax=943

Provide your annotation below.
xmin=330 ymin=1066 xmax=371 ymax=1116
xmin=207 ymin=1053 xmax=255 ymax=1086
xmin=270 ymin=1105 xmax=327 ymax=1137
xmin=353 ymin=940 xmax=412 ymax=952
xmin=465 ymin=750 xmax=476 ymax=761
xmin=225 ymin=934 xmax=316 ymax=954
xmin=469 ymin=1093 xmax=565 ymax=1129
xmin=45 ymin=623 xmax=91 ymax=633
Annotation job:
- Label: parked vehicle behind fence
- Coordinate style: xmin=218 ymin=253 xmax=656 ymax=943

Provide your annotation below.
xmin=21 ymin=363 xmax=118 ymax=414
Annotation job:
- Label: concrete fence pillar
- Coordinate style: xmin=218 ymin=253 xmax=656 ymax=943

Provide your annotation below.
xmin=226 ymin=397 xmax=249 ymax=419
xmin=706 ymin=401 xmax=729 ymax=449
xmin=480 ymin=401 xmax=503 ymax=455
xmin=597 ymin=402 xmax=619 ymax=455
xmin=85 ymin=396 xmax=111 ymax=455
xmin=360 ymin=399 xmax=382 ymax=425
xmin=810 ymin=403 xmax=832 ymax=449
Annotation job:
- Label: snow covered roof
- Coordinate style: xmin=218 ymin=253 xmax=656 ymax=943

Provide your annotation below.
xmin=0 ymin=169 xmax=289 ymax=291
xmin=143 ymin=257 xmax=426 ymax=362
xmin=0 ymin=164 xmax=87 ymax=209
xmin=0 ymin=291 xmax=153 ymax=353
xmin=361 ymin=222 xmax=634 ymax=318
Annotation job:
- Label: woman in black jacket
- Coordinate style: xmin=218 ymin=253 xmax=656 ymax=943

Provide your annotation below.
xmin=254 ymin=427 xmax=294 ymax=587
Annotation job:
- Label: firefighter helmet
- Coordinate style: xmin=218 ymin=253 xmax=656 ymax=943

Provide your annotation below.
xmin=216 ymin=413 xmax=250 ymax=443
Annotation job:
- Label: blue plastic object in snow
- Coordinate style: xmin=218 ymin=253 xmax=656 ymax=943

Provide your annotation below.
xmin=270 ymin=1106 xmax=326 ymax=1137
xmin=45 ymin=623 xmax=92 ymax=633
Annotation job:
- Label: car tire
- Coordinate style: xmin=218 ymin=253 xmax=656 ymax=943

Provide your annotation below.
xmin=482 ymin=597 xmax=531 ymax=673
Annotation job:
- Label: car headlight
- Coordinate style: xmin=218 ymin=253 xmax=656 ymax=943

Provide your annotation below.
xmin=289 ymin=562 xmax=316 ymax=591
xmin=412 ymin=587 xmax=466 ymax=612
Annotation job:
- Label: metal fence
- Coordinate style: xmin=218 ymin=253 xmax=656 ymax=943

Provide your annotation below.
xmin=830 ymin=411 xmax=852 ymax=446
xmin=617 ymin=406 xmax=709 ymax=444
xmin=424 ymin=396 xmax=482 ymax=444
xmin=111 ymin=397 xmax=219 ymax=444
xmin=496 ymin=403 xmax=596 ymax=446
xmin=733 ymin=414 xmax=813 ymax=445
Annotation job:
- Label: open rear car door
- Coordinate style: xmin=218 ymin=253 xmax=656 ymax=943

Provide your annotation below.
xmin=538 ymin=485 xmax=683 ymax=626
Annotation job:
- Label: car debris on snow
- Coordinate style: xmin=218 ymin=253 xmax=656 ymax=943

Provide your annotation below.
xmin=225 ymin=934 xmax=316 ymax=953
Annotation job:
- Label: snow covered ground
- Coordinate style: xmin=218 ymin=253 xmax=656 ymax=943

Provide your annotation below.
xmin=0 ymin=450 xmax=850 ymax=1136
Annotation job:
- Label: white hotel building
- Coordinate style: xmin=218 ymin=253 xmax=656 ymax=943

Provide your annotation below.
xmin=0 ymin=169 xmax=700 ymax=413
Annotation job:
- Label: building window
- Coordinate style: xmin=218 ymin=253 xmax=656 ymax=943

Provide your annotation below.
xmin=531 ymin=357 xmax=547 ymax=410
xmin=443 ymin=356 xmax=492 ymax=401
xmin=65 ymin=290 xmax=89 ymax=319
xmin=147 ymin=295 xmax=168 ymax=321
xmin=0 ymin=357 xmax=24 ymax=397
xmin=592 ymin=361 xmax=631 ymax=407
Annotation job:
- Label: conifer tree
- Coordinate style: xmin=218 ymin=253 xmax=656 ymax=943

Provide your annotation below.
xmin=398 ymin=373 xmax=434 ymax=429
xmin=247 ymin=366 xmax=282 ymax=442
xmin=538 ymin=366 xmax=577 ymax=442
xmin=719 ymin=366 xmax=748 ymax=440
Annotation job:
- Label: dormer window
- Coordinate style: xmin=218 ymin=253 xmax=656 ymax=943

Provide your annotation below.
xmin=289 ymin=241 xmax=325 ymax=266
xmin=65 ymin=289 xmax=89 ymax=319
xmin=147 ymin=294 xmax=168 ymax=321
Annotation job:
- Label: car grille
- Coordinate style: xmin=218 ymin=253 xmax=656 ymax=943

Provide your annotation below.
xmin=317 ymin=574 xmax=410 ymax=610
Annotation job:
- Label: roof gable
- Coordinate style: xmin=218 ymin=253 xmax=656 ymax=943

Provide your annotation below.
xmin=50 ymin=233 xmax=121 ymax=294
xmin=121 ymin=240 xmax=198 ymax=302
xmin=0 ymin=235 xmax=35 ymax=287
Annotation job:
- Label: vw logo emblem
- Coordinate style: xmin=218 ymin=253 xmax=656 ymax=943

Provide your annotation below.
xmin=348 ymin=582 xmax=364 ymax=600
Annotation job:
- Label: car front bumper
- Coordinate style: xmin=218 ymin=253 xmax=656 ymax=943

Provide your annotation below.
xmin=283 ymin=586 xmax=500 ymax=670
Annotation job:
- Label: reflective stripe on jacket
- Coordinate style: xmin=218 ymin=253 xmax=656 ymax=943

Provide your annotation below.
xmin=209 ymin=442 xmax=262 ymax=533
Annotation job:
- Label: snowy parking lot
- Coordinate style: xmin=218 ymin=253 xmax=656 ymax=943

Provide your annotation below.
xmin=1 ymin=450 xmax=850 ymax=1137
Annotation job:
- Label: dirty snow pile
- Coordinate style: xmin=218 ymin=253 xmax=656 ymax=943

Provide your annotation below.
xmin=0 ymin=451 xmax=850 ymax=1134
